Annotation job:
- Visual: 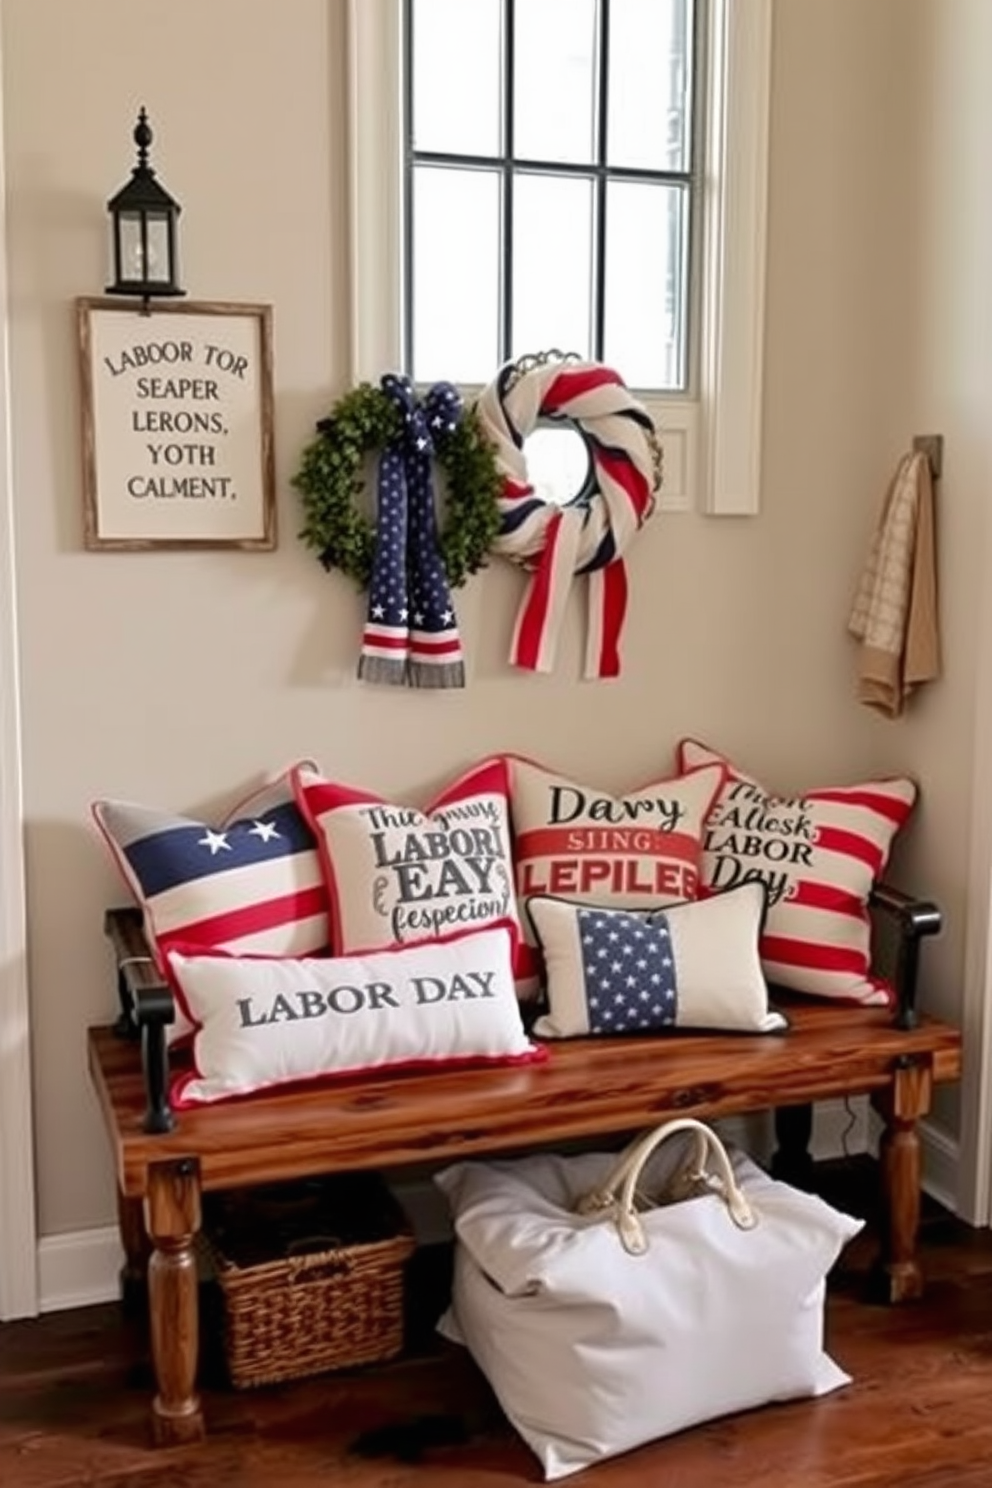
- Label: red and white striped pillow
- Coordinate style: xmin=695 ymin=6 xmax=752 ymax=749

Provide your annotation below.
xmin=93 ymin=765 xmax=328 ymax=972
xmin=677 ymin=740 xmax=917 ymax=1006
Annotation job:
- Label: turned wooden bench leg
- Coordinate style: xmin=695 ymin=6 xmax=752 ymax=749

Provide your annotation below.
xmin=144 ymin=1159 xmax=205 ymax=1446
xmin=870 ymin=1058 xmax=934 ymax=1303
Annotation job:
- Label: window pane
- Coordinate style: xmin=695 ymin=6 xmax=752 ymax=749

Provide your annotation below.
xmin=412 ymin=0 xmax=502 ymax=157
xmin=512 ymin=173 xmax=594 ymax=363
xmin=608 ymin=0 xmax=694 ymax=171
xmin=411 ymin=166 xmax=501 ymax=385
xmin=515 ymin=0 xmax=598 ymax=164
xmin=604 ymin=180 xmax=688 ymax=391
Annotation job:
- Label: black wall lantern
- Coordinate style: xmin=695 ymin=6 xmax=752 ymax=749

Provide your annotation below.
xmin=105 ymin=107 xmax=184 ymax=309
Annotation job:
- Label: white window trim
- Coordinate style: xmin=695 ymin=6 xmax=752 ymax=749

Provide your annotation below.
xmin=346 ymin=0 xmax=771 ymax=516
xmin=0 ymin=37 xmax=38 ymax=1320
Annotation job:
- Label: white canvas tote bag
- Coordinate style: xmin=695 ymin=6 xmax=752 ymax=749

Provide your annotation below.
xmin=436 ymin=1119 xmax=863 ymax=1480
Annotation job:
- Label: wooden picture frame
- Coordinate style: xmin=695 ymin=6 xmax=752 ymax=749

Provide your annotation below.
xmin=76 ymin=297 xmax=277 ymax=550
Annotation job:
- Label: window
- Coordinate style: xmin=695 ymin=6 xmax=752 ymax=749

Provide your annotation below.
xmin=347 ymin=0 xmax=771 ymax=514
xmin=405 ymin=0 xmax=696 ymax=394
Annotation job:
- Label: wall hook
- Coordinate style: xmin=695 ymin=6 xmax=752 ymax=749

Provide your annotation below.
xmin=912 ymin=434 xmax=943 ymax=480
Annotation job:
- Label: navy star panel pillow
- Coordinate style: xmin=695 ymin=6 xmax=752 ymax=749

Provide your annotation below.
xmin=526 ymin=882 xmax=787 ymax=1039
xmin=92 ymin=763 xmax=330 ymax=1042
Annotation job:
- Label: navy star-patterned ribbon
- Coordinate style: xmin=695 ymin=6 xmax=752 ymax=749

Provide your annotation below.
xmin=357 ymin=375 xmax=466 ymax=689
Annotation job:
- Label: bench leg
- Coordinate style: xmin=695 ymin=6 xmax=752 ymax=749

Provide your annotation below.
xmin=771 ymin=1104 xmax=815 ymax=1189
xmin=117 ymin=1190 xmax=151 ymax=1316
xmin=871 ymin=1059 xmax=933 ymax=1303
xmin=144 ymin=1160 xmax=205 ymax=1446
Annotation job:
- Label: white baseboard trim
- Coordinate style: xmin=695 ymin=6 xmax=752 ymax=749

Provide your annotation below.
xmin=37 ymin=1226 xmax=123 ymax=1314
xmin=396 ymin=1099 xmax=876 ymax=1248
xmin=920 ymin=1117 xmax=960 ymax=1214
xmin=34 ymin=1115 xmax=963 ymax=1316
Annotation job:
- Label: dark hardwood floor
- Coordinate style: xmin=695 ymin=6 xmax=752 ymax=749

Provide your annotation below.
xmin=4 ymin=1162 xmax=992 ymax=1487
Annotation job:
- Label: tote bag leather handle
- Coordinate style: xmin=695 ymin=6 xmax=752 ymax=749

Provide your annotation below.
xmin=577 ymin=1117 xmax=756 ymax=1256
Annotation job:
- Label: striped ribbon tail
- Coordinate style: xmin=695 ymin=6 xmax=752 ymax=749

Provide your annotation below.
xmin=510 ymin=508 xmax=584 ymax=674
xmin=584 ymin=560 xmax=629 ymax=679
xmin=357 ymin=442 xmax=410 ymax=686
xmin=359 ymin=374 xmax=466 ymax=690
xmin=405 ymin=381 xmax=466 ymax=689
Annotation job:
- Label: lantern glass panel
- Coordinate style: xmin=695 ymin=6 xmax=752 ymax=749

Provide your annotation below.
xmin=119 ymin=210 xmax=171 ymax=285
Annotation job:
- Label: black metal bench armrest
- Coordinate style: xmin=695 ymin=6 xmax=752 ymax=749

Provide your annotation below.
xmin=868 ymin=883 xmax=942 ymax=1030
xmin=104 ymin=907 xmax=175 ymax=1134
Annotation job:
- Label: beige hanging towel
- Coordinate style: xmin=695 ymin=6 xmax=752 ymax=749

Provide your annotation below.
xmin=847 ymin=449 xmax=941 ymax=718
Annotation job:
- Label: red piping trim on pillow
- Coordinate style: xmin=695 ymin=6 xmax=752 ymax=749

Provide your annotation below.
xmin=170 ymin=1041 xmax=549 ymax=1108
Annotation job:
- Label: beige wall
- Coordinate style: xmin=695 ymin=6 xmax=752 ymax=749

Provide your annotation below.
xmin=2 ymin=0 xmax=984 ymax=1238
xmin=896 ymin=0 xmax=992 ymax=1194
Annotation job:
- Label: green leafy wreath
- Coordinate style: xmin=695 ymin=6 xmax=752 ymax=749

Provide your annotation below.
xmin=293 ymin=382 xmax=503 ymax=589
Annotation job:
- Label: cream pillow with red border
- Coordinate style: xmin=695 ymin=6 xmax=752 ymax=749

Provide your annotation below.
xmin=678 ymin=739 xmax=917 ymax=1006
xmin=506 ymin=755 xmax=726 ymax=992
xmin=293 ymin=757 xmax=522 ymax=973
xmin=167 ymin=922 xmax=542 ymax=1107
xmin=527 ymin=883 xmax=787 ymax=1039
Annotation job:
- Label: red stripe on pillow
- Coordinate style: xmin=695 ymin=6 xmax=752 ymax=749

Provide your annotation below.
xmin=159 ymin=886 xmax=328 ymax=952
xmin=812 ymin=786 xmax=916 ymax=823
xmin=813 ymin=824 xmax=887 ymax=873
xmin=786 ymin=881 xmax=868 ymax=918
xmin=760 ymin=934 xmax=867 ymax=975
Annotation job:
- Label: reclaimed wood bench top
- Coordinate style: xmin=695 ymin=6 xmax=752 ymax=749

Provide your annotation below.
xmin=88 ymin=1006 xmax=963 ymax=1199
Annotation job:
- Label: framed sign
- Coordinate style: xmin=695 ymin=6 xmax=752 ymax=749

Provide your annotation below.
xmin=76 ymin=298 xmax=277 ymax=550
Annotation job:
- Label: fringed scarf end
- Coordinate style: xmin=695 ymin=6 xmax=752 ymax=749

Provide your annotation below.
xmin=408 ymin=660 xmax=466 ymax=689
xmin=357 ymin=655 xmax=409 ymax=687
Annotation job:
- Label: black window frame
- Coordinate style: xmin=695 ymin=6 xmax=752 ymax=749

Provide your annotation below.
xmin=402 ymin=0 xmax=702 ymax=392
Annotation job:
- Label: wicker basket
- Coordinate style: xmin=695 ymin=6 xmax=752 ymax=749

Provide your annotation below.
xmin=203 ymin=1173 xmax=416 ymax=1389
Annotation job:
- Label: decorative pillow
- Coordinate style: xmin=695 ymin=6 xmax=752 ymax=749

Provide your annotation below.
xmin=293 ymin=757 xmax=522 ymax=969
xmin=527 ymin=883 xmax=786 ymax=1038
xmin=678 ymin=739 xmax=917 ymax=1005
xmin=505 ymin=756 xmax=725 ymax=993
xmin=166 ymin=923 xmax=542 ymax=1107
xmin=93 ymin=764 xmax=329 ymax=1041
xmin=507 ymin=757 xmax=725 ymax=906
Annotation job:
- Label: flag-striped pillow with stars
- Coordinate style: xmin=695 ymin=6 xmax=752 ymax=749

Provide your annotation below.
xmin=92 ymin=762 xmax=330 ymax=1042
xmin=526 ymin=883 xmax=787 ymax=1039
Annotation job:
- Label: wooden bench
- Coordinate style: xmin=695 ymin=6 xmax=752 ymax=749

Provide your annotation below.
xmin=88 ymin=890 xmax=963 ymax=1447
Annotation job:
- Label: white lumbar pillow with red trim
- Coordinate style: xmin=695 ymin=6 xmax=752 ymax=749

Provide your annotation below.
xmin=678 ymin=739 xmax=917 ymax=1006
xmin=292 ymin=756 xmax=522 ymax=972
xmin=167 ymin=923 xmax=541 ymax=1107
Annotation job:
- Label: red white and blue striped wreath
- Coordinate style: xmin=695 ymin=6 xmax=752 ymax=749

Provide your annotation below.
xmin=474 ymin=354 xmax=663 ymax=679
